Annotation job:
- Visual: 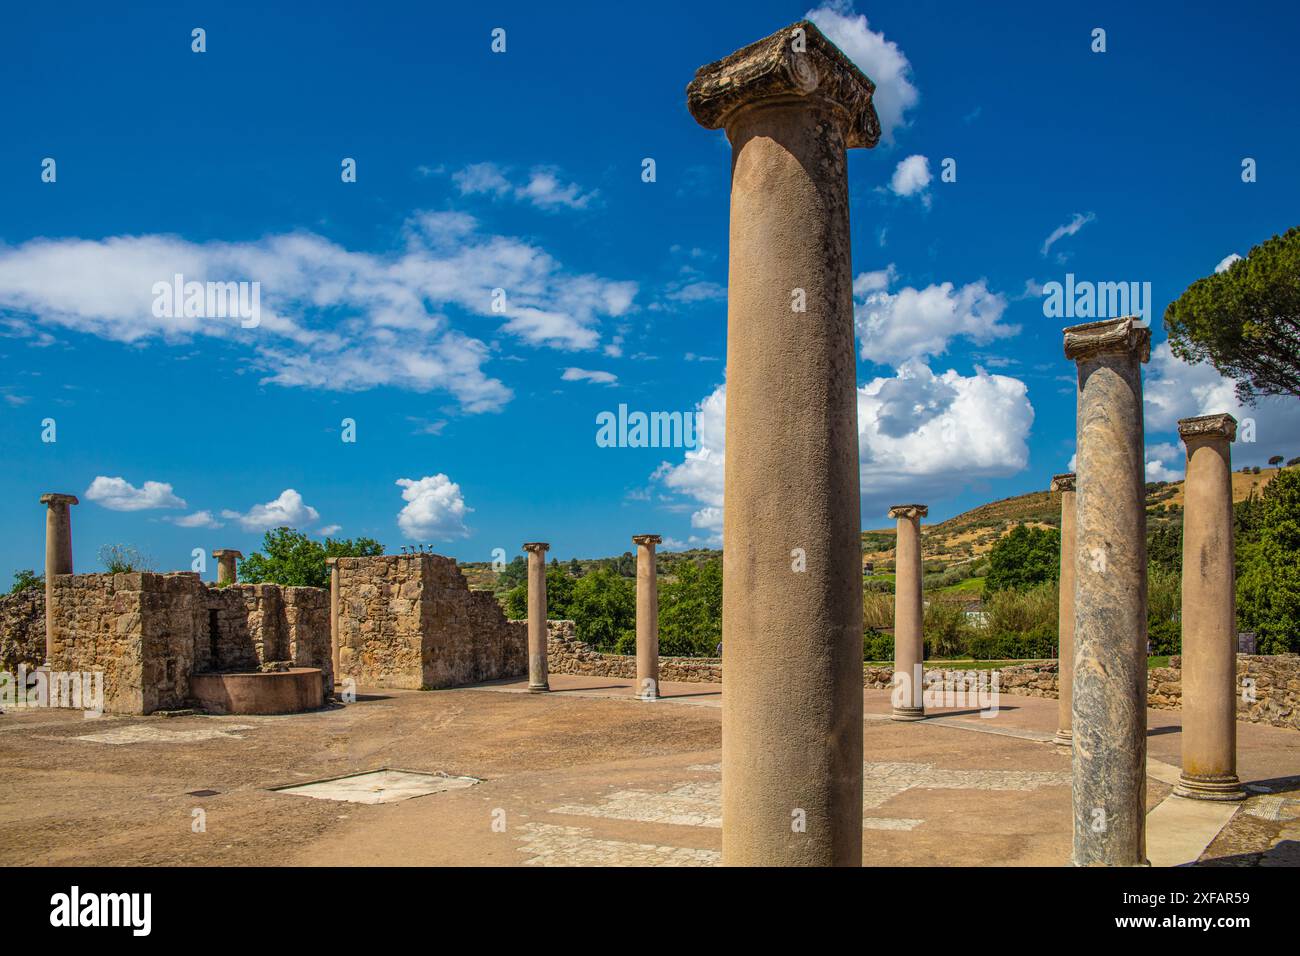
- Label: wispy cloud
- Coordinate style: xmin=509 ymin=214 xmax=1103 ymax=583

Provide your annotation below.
xmin=1040 ymin=212 xmax=1096 ymax=259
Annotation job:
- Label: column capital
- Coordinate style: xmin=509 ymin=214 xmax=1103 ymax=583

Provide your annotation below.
xmin=39 ymin=493 xmax=79 ymax=507
xmin=888 ymin=504 xmax=928 ymax=520
xmin=1178 ymin=413 xmax=1237 ymax=443
xmin=632 ymin=534 xmax=662 ymax=547
xmin=212 ymin=549 xmax=243 ymax=560
xmin=1062 ymin=316 xmax=1151 ymax=364
xmin=522 ymin=542 xmax=550 ymax=554
xmin=325 ymin=556 xmax=339 ymax=567
xmin=686 ymin=20 xmax=881 ymax=149
xmin=1050 ymin=472 xmax=1076 ymax=493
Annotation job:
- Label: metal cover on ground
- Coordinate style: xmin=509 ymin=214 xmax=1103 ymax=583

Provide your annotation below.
xmin=273 ymin=769 xmax=479 ymax=804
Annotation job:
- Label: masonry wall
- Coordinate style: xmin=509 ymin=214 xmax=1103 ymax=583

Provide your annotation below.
xmin=334 ymin=554 xmax=526 ymax=690
xmin=0 ymin=587 xmax=44 ymax=673
xmin=547 ymin=620 xmax=722 ymax=683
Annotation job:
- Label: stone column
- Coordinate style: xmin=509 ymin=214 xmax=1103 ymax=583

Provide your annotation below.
xmin=687 ymin=20 xmax=879 ymax=867
xmin=1174 ymin=414 xmax=1245 ymax=802
xmin=889 ymin=505 xmax=927 ymax=721
xmin=523 ymin=542 xmax=550 ymax=692
xmin=326 ymin=557 xmax=340 ymax=683
xmin=39 ymin=493 xmax=78 ymax=665
xmin=212 ymin=549 xmax=242 ymax=585
xmin=1051 ymin=473 xmax=1077 ymax=750
xmin=1064 ymin=316 xmax=1151 ymax=867
xmin=632 ymin=534 xmax=662 ymax=700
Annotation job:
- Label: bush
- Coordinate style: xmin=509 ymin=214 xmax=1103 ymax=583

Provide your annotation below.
xmin=568 ymin=569 xmax=635 ymax=652
xmin=984 ymin=525 xmax=1061 ymax=593
xmin=97 ymin=544 xmax=153 ymax=574
xmin=923 ymin=600 xmax=970 ymax=659
xmin=967 ymin=629 xmax=1056 ymax=660
xmin=982 ymin=582 xmax=1058 ymax=642
xmin=863 ymin=629 xmax=893 ymax=661
xmin=1147 ymin=565 xmax=1182 ymax=655
xmin=8 ymin=569 xmax=43 ymax=595
xmin=659 ymin=559 xmax=722 ymax=657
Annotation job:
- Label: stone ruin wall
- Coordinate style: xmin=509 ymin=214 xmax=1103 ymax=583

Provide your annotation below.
xmin=0 ymin=587 xmax=45 ymax=672
xmin=37 ymin=572 xmax=332 ymax=715
xmin=334 ymin=554 xmax=527 ymax=689
xmin=546 ymin=620 xmax=722 ymax=682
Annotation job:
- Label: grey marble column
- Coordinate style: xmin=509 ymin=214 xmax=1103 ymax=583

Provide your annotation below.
xmin=523 ymin=542 xmax=550 ymax=692
xmin=1051 ymin=474 xmax=1077 ymax=750
xmin=39 ymin=493 xmax=78 ymax=666
xmin=889 ymin=505 xmax=927 ymax=721
xmin=687 ymin=19 xmax=878 ymax=866
xmin=632 ymin=534 xmax=662 ymax=701
xmin=1174 ymin=414 xmax=1245 ymax=802
xmin=1064 ymin=316 xmax=1150 ymax=867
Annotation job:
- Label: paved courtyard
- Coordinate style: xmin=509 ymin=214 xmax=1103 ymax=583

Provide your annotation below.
xmin=0 ymin=676 xmax=1295 ymax=866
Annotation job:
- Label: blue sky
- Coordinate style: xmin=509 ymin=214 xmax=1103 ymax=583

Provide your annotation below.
xmin=2 ymin=0 xmax=1298 ymax=580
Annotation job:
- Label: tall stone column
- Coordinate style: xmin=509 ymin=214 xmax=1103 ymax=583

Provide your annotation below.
xmin=889 ymin=505 xmax=927 ymax=721
xmin=1064 ymin=316 xmax=1151 ymax=867
xmin=632 ymin=534 xmax=662 ymax=701
xmin=1051 ymin=473 xmax=1077 ymax=750
xmin=326 ymin=557 xmax=340 ymax=683
xmin=687 ymin=20 xmax=878 ymax=867
xmin=523 ymin=542 xmax=550 ymax=692
xmin=39 ymin=493 xmax=79 ymax=665
xmin=212 ymin=549 xmax=242 ymax=585
xmin=1174 ymin=414 xmax=1245 ymax=802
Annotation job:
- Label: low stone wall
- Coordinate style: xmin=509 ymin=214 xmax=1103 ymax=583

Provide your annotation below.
xmin=0 ymin=587 xmax=45 ymax=672
xmin=546 ymin=620 xmax=722 ymax=683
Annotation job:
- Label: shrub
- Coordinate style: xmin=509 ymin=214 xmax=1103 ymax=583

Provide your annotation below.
xmin=984 ymin=525 xmax=1061 ymax=593
xmin=863 ymin=629 xmax=893 ymax=661
xmin=8 ymin=569 xmax=43 ymax=595
xmin=568 ymin=569 xmax=635 ymax=653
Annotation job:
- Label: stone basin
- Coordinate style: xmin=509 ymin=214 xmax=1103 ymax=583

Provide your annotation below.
xmin=189 ymin=667 xmax=325 ymax=715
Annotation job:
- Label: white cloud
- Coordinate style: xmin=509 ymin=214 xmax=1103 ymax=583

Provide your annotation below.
xmin=453 ymin=162 xmax=597 ymax=211
xmin=317 ymin=524 xmax=342 ymax=536
xmin=165 ymin=510 xmax=223 ymax=529
xmin=653 ymin=363 xmax=1035 ymax=537
xmin=1215 ymin=253 xmax=1243 ymax=274
xmin=0 ymin=213 xmax=637 ymax=412
xmin=221 ymin=489 xmax=320 ymax=532
xmin=889 ymin=154 xmax=931 ymax=204
xmin=396 ymin=475 xmax=472 ymax=540
xmin=854 ymin=266 xmax=1016 ymax=365
xmin=84 ymin=476 xmax=186 ymax=511
xmin=561 ymin=367 xmax=618 ymax=385
xmin=1145 ymin=442 xmax=1184 ymax=482
xmin=1143 ymin=342 xmax=1300 ymax=464
xmin=667 ymin=281 xmax=727 ymax=304
xmin=807 ymin=5 xmax=919 ymax=144
xmin=1041 ymin=212 xmax=1096 ymax=259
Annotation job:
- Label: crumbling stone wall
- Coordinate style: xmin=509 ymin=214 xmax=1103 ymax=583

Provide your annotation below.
xmin=546 ymin=621 xmax=722 ymax=683
xmin=334 ymin=554 xmax=526 ymax=689
xmin=42 ymin=572 xmax=331 ymax=714
xmin=0 ymin=587 xmax=44 ymax=672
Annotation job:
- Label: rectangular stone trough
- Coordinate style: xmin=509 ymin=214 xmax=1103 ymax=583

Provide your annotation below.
xmin=189 ymin=667 xmax=325 ymax=715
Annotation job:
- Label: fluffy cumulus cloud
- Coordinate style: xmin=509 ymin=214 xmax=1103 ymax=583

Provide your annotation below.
xmin=1145 ymin=442 xmax=1184 ymax=482
xmin=652 ymin=364 xmax=1034 ymax=539
xmin=1144 ymin=342 xmax=1300 ymax=464
xmin=84 ymin=476 xmax=186 ymax=511
xmin=221 ymin=489 xmax=320 ymax=532
xmin=854 ymin=266 xmax=1017 ymax=366
xmin=889 ymin=154 xmax=932 ymax=203
xmin=807 ymin=4 xmax=919 ymax=144
xmin=396 ymin=474 xmax=472 ymax=540
xmin=0 ymin=212 xmax=636 ymax=413
xmin=453 ymin=162 xmax=597 ymax=211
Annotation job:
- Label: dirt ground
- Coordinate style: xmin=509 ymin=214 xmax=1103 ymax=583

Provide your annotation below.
xmin=0 ymin=677 xmax=1295 ymax=866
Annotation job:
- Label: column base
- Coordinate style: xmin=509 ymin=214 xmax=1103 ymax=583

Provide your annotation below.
xmin=891 ymin=707 xmax=924 ymax=722
xmin=1174 ymin=773 xmax=1246 ymax=802
xmin=1053 ymin=729 xmax=1072 ymax=750
xmin=528 ymin=683 xmax=550 ymax=693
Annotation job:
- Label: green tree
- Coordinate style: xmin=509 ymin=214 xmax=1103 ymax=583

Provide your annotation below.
xmin=660 ymin=558 xmax=723 ymax=657
xmin=503 ymin=564 xmax=574 ymax=621
xmin=568 ymin=568 xmax=636 ymax=652
xmin=1163 ymin=226 xmax=1300 ymax=403
xmin=1236 ymin=467 xmax=1300 ymax=653
xmin=8 ymin=569 xmax=43 ymax=595
xmin=1147 ymin=524 xmax=1183 ymax=575
xmin=239 ymin=528 xmax=384 ymax=588
xmin=1269 ymin=455 xmax=1285 ymax=470
xmin=984 ymin=524 xmax=1061 ymax=594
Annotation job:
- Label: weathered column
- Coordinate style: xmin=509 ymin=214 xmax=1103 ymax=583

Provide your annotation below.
xmin=687 ymin=20 xmax=878 ymax=867
xmin=1052 ymin=473 xmax=1077 ymax=750
xmin=326 ymin=557 xmax=340 ymax=683
xmin=39 ymin=493 xmax=78 ymax=665
xmin=632 ymin=534 xmax=662 ymax=700
xmin=1174 ymin=414 xmax=1245 ymax=802
xmin=212 ymin=549 xmax=242 ymax=585
xmin=889 ymin=505 xmax=927 ymax=721
xmin=1064 ymin=316 xmax=1151 ymax=867
xmin=523 ymin=542 xmax=550 ymax=692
